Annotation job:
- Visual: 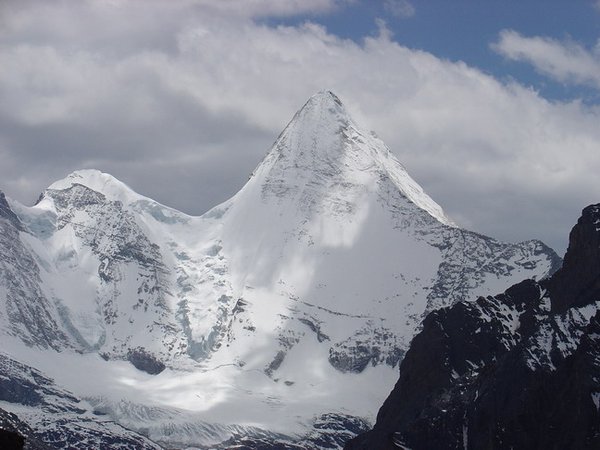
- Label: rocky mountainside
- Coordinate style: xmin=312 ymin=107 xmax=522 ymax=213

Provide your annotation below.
xmin=347 ymin=204 xmax=600 ymax=450
xmin=0 ymin=352 xmax=162 ymax=449
xmin=0 ymin=92 xmax=560 ymax=448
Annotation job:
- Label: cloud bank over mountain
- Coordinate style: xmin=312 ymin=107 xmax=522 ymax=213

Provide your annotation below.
xmin=1 ymin=0 xmax=599 ymax=254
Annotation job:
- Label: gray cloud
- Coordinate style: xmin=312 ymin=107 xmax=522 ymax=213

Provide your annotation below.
xmin=1 ymin=1 xmax=599 ymax=256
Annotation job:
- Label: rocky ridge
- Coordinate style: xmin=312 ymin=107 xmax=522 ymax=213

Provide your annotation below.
xmin=347 ymin=204 xmax=600 ymax=450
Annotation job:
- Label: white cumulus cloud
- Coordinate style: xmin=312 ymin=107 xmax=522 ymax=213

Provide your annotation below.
xmin=493 ymin=29 xmax=600 ymax=89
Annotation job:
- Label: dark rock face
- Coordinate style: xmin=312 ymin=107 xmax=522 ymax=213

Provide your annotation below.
xmin=127 ymin=348 xmax=166 ymax=375
xmin=0 ymin=377 xmax=44 ymax=406
xmin=0 ymin=407 xmax=55 ymax=450
xmin=0 ymin=429 xmax=25 ymax=450
xmin=265 ymin=350 xmax=286 ymax=377
xmin=0 ymin=192 xmax=24 ymax=231
xmin=328 ymin=327 xmax=404 ymax=374
xmin=304 ymin=413 xmax=371 ymax=449
xmin=347 ymin=204 xmax=600 ymax=450
xmin=548 ymin=204 xmax=600 ymax=313
xmin=217 ymin=413 xmax=371 ymax=450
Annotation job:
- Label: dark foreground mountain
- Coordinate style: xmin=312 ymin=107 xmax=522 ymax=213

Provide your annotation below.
xmin=347 ymin=204 xmax=600 ymax=450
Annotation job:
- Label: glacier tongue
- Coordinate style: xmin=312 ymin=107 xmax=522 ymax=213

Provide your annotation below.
xmin=0 ymin=91 xmax=561 ymax=448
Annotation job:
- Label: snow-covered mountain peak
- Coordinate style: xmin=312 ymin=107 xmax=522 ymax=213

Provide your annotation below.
xmin=32 ymin=169 xmax=191 ymax=227
xmin=240 ymin=90 xmax=453 ymax=227
xmin=295 ymin=90 xmax=349 ymax=124
xmin=45 ymin=169 xmax=142 ymax=206
xmin=263 ymin=90 xmax=357 ymax=166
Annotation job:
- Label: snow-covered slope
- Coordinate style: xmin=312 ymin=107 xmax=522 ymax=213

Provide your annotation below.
xmin=0 ymin=91 xmax=561 ymax=448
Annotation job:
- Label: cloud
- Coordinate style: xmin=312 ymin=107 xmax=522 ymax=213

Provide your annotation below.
xmin=189 ymin=0 xmax=348 ymax=18
xmin=0 ymin=1 xmax=599 ymax=256
xmin=384 ymin=0 xmax=415 ymax=18
xmin=493 ymin=29 xmax=600 ymax=89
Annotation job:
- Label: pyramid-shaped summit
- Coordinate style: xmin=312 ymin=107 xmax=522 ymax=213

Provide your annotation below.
xmin=215 ymin=90 xmax=559 ymax=317
xmin=223 ymin=90 xmax=453 ymax=242
xmin=0 ymin=91 xmax=561 ymax=448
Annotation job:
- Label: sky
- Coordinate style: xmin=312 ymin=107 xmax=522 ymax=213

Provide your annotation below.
xmin=1 ymin=0 xmax=600 ymax=255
